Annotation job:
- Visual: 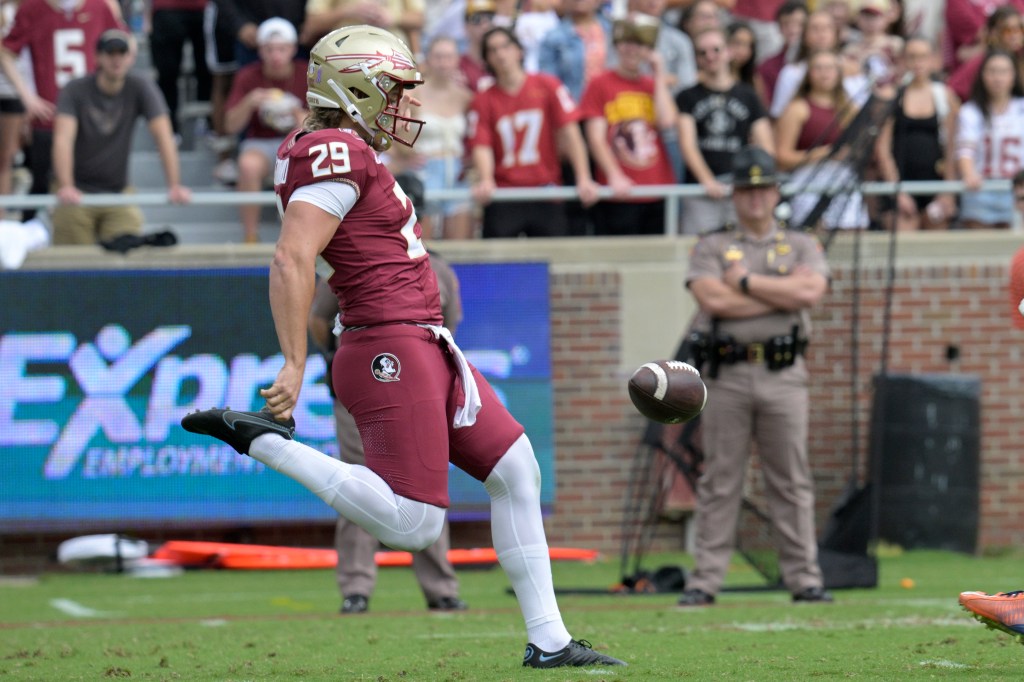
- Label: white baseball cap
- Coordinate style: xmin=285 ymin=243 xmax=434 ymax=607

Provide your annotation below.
xmin=257 ymin=17 xmax=297 ymax=45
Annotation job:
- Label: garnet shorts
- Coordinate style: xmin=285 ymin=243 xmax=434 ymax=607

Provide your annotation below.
xmin=332 ymin=324 xmax=525 ymax=507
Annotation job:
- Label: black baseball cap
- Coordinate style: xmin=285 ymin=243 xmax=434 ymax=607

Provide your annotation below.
xmin=97 ymin=29 xmax=131 ymax=53
xmin=731 ymin=145 xmax=778 ymax=188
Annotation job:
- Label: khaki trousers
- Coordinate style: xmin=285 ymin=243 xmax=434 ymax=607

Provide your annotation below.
xmin=687 ymin=358 xmax=823 ymax=595
xmin=332 ymin=401 xmax=459 ymax=603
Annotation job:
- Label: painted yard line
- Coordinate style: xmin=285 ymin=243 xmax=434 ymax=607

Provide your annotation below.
xmin=919 ymin=659 xmax=971 ymax=669
xmin=49 ymin=598 xmax=120 ymax=618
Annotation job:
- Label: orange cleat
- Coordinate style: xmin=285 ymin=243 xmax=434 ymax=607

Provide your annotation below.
xmin=959 ymin=591 xmax=1024 ymax=644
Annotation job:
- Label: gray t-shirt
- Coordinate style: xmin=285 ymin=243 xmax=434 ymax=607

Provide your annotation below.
xmin=56 ymin=73 xmax=168 ymax=193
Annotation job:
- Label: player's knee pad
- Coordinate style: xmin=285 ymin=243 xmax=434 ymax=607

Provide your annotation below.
xmin=484 ymin=433 xmax=541 ymax=501
xmin=382 ymin=498 xmax=446 ymax=552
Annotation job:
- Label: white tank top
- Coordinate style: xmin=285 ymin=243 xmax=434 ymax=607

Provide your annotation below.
xmin=414 ymin=110 xmax=466 ymax=159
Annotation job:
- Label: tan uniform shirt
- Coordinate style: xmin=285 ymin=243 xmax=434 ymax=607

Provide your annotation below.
xmin=304 ymin=0 xmax=425 ymax=48
xmin=685 ymin=225 xmax=830 ymax=344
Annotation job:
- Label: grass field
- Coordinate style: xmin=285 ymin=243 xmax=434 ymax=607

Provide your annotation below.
xmin=1 ymin=549 xmax=1022 ymax=681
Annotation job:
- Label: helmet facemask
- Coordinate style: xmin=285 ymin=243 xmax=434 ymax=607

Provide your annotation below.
xmin=326 ymin=63 xmax=423 ymax=152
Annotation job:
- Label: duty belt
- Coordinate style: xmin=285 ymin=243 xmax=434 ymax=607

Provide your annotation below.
xmin=711 ymin=338 xmax=808 ymax=370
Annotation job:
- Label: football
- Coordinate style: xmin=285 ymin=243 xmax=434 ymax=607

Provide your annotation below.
xmin=627 ymin=360 xmax=707 ymax=424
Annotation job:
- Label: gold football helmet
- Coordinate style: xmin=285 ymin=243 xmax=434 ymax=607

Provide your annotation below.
xmin=306 ymin=25 xmax=424 ymax=151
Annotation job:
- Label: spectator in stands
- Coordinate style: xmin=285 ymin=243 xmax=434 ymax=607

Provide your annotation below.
xmin=460 ymin=0 xmax=498 ymax=92
xmin=956 ymin=49 xmax=1024 ymax=230
xmin=150 ymin=0 xmax=211 ymax=139
xmin=580 ymin=13 xmax=678 ymax=236
xmin=51 ymin=29 xmax=190 ymax=245
xmin=204 ymin=0 xmax=242 ymax=185
xmin=224 ymin=17 xmax=307 ymax=243
xmin=949 ymin=6 xmax=1024 ymax=104
xmin=388 ymin=37 xmax=474 ymax=239
xmin=514 ymin=0 xmax=560 ymax=73
xmin=944 ymin=0 xmax=1024 ymax=73
xmin=727 ymin=20 xmax=767 ymax=105
xmin=844 ymin=0 xmax=903 ymax=89
xmin=538 ymin=0 xmax=611 ymax=103
xmin=874 ymin=36 xmax=958 ymax=231
xmin=819 ymin=0 xmax=854 ymax=46
xmin=770 ymin=10 xmax=851 ymax=119
xmin=468 ymin=27 xmax=598 ymax=237
xmin=775 ymin=49 xmax=868 ymax=230
xmin=757 ymin=2 xmax=807 ymax=122
xmin=209 ymin=0 xmax=305 ymax=67
xmin=730 ymin=0 xmax=788 ymax=63
xmin=0 ymin=0 xmax=123 ymax=221
xmin=309 ymin=245 xmax=468 ymax=616
xmin=0 ymin=0 xmax=27 ymax=219
xmin=676 ymin=27 xmax=773 ymax=235
xmin=628 ymin=0 xmax=697 ymax=96
xmin=678 ymin=0 xmax=722 ymax=42
xmin=300 ymin=0 xmax=424 ymax=56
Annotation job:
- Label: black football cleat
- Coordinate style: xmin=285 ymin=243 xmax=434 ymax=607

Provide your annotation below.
xmin=181 ymin=408 xmax=294 ymax=455
xmin=522 ymin=639 xmax=626 ymax=668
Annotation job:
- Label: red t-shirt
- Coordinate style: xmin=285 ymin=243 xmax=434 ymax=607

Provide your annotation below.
xmin=579 ymin=70 xmax=675 ymax=193
xmin=944 ymin=0 xmax=1024 ymax=70
xmin=275 ymin=127 xmax=442 ymax=329
xmin=467 ymin=73 xmax=579 ymax=188
xmin=225 ymin=60 xmax=309 ymax=139
xmin=732 ymin=0 xmax=785 ymax=23
xmin=2 ymin=0 xmax=122 ymax=129
xmin=458 ymin=54 xmax=493 ymax=93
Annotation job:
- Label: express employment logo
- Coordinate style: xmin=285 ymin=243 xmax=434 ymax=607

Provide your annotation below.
xmin=0 ymin=324 xmax=335 ymax=480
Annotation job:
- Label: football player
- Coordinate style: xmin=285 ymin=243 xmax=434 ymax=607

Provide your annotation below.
xmin=182 ymin=25 xmax=625 ymax=669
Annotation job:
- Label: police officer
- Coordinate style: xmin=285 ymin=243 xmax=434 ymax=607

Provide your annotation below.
xmin=678 ymin=145 xmax=833 ymax=606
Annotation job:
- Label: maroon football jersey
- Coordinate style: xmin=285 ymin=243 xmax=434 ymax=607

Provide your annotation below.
xmin=275 ymin=127 xmax=442 ymax=329
xmin=3 ymin=0 xmax=122 ymax=128
xmin=467 ymin=73 xmax=579 ymax=188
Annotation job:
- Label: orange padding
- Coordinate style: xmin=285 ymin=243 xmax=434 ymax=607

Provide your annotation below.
xmin=150 ymin=540 xmax=598 ymax=570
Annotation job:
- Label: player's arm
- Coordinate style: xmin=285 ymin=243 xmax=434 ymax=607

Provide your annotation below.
xmin=261 ymin=201 xmax=338 ymax=420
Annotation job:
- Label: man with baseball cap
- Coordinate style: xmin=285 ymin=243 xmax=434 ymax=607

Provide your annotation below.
xmin=224 ymin=17 xmax=307 ymax=242
xmin=679 ymin=145 xmax=833 ymax=607
xmin=51 ymin=28 xmax=190 ymax=245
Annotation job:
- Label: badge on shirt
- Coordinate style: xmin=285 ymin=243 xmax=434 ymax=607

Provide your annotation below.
xmin=725 ymin=245 xmax=744 ymax=261
xmin=371 ymin=353 xmax=402 ymax=382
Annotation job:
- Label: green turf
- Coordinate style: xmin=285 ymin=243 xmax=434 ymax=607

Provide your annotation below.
xmin=1 ymin=549 xmax=1021 ymax=680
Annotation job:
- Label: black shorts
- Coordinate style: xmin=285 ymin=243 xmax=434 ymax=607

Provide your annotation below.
xmin=0 ymin=97 xmax=25 ymax=114
xmin=482 ymin=200 xmax=569 ymax=238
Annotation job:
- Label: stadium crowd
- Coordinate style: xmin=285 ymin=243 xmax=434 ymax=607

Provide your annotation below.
xmin=0 ymin=0 xmax=1023 ymax=247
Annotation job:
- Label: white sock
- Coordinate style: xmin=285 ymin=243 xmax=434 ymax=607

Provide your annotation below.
xmin=485 ymin=434 xmax=572 ymax=652
xmin=249 ymin=435 xmax=445 ymax=551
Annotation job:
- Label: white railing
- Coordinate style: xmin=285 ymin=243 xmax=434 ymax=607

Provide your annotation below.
xmin=0 ymin=179 xmax=1011 ymax=236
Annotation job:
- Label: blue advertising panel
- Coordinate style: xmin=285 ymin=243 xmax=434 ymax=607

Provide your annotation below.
xmin=0 ymin=263 xmax=552 ymax=531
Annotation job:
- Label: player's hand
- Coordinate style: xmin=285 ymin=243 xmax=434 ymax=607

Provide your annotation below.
xmin=168 ymin=185 xmax=191 ymax=204
xmin=260 ymin=363 xmax=305 ymax=422
xmin=24 ymin=94 xmax=55 ymax=123
xmin=472 ymin=178 xmax=495 ymax=205
xmin=56 ymin=185 xmax=82 ymax=205
xmin=577 ymin=176 xmax=600 ymax=207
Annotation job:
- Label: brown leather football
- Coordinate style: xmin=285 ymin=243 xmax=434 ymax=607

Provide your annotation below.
xmin=627 ymin=360 xmax=707 ymax=424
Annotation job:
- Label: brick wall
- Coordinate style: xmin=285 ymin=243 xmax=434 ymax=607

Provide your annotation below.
xmin=6 ymin=239 xmax=1023 ymax=573
xmin=542 ymin=258 xmax=1024 ymax=555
